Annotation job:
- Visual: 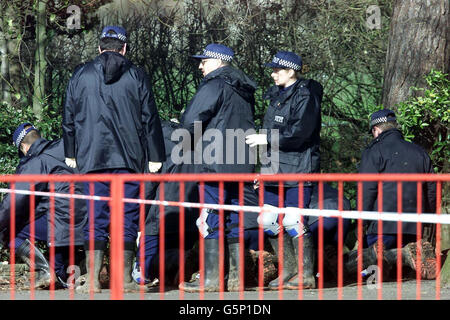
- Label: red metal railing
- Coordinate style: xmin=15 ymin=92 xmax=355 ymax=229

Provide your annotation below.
xmin=0 ymin=173 xmax=448 ymax=300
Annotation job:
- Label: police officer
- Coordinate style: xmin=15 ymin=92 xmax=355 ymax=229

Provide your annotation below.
xmin=178 ymin=43 xmax=260 ymax=292
xmin=246 ymin=51 xmax=323 ymax=290
xmin=62 ymin=26 xmax=166 ymax=293
xmin=0 ymin=123 xmax=87 ymax=289
xmin=133 ymin=119 xmax=199 ymax=286
xmin=344 ymin=109 xmax=437 ymax=280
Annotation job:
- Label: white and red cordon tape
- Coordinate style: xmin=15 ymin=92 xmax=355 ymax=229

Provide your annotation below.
xmin=1 ymin=187 xmax=449 ymax=224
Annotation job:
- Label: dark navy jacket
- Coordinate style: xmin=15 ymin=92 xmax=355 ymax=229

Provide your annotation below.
xmin=0 ymin=138 xmax=87 ymax=246
xmin=145 ymin=120 xmax=199 ymax=236
xmin=359 ymin=129 xmax=436 ymax=235
xmin=261 ymin=78 xmax=323 ymax=187
xmin=62 ymin=51 xmax=166 ymax=173
xmin=181 ymin=65 xmax=257 ymax=174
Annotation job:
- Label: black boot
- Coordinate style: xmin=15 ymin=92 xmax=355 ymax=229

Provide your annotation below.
xmin=123 ymin=249 xmax=141 ymax=292
xmin=268 ymin=233 xmax=298 ymax=290
xmin=179 ymin=238 xmax=220 ymax=292
xmin=227 ymin=241 xmax=242 ymax=292
xmin=16 ymin=239 xmax=53 ymax=289
xmin=344 ymin=243 xmax=385 ymax=280
xmin=76 ymin=250 xmax=104 ymax=293
xmin=384 ymin=240 xmax=437 ymax=280
xmin=286 ymin=233 xmax=316 ymax=289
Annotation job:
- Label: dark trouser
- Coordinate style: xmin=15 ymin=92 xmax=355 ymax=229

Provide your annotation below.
xmin=136 ymin=233 xmax=197 ymax=280
xmin=309 ymin=217 xmax=352 ymax=248
xmin=11 ymin=213 xmax=78 ymax=282
xmin=244 ymin=228 xmax=261 ymax=251
xmin=202 ymin=182 xmax=259 ymax=240
xmin=365 ymin=234 xmax=418 ymax=250
xmin=83 ymin=169 xmax=140 ymax=250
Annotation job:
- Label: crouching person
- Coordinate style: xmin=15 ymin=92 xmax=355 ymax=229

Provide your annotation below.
xmin=133 ymin=119 xmax=199 ymax=287
xmin=0 ymin=123 xmax=87 ymax=289
xmin=344 ymin=109 xmax=437 ymax=281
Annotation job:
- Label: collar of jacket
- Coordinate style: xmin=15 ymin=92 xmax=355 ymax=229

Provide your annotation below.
xmin=202 ymin=65 xmax=255 ymax=87
xmin=369 ymin=128 xmax=403 ymax=146
xmin=202 ymin=65 xmax=231 ymax=82
xmin=264 ymin=78 xmax=306 ymax=103
xmin=26 ymin=138 xmax=51 ymax=158
xmin=201 ymin=65 xmax=257 ymax=98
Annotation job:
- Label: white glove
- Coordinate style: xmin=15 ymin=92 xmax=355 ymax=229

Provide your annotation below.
xmin=148 ymin=161 xmax=162 ymax=173
xmin=65 ymin=157 xmax=77 ymax=168
xmin=245 ymin=134 xmax=268 ymax=147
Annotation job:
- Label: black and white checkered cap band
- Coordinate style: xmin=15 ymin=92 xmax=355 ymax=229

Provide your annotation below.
xmin=101 ymin=32 xmax=127 ymax=42
xmin=203 ymin=50 xmax=233 ymax=62
xmin=14 ymin=126 xmax=36 ymax=148
xmin=370 ymin=116 xmax=396 ymax=127
xmin=272 ymin=57 xmax=301 ymax=70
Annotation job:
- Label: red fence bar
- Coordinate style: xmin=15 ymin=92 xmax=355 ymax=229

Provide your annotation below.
xmin=337 ymin=181 xmax=344 ymax=299
xmin=2 ymin=172 xmax=450 ymax=183
xmin=396 ymin=181 xmax=403 ymax=300
xmin=436 ymin=181 xmax=442 ymax=300
xmin=9 ymin=182 xmax=16 ymax=300
xmin=179 ymin=181 xmax=185 ymax=300
xmin=218 ymin=181 xmax=225 ymax=299
xmin=0 ymin=173 xmax=450 ymax=183
xmin=416 ymin=181 xmax=423 ymax=300
xmin=88 ymin=182 xmax=95 ymax=300
xmin=29 ymin=183 xmax=35 ymax=300
xmin=377 ymin=181 xmax=383 ymax=300
xmin=198 ymin=181 xmax=205 ymax=300
xmin=297 ymin=181 xmax=304 ymax=300
xmin=69 ymin=182 xmax=75 ymax=299
xmin=318 ymin=181 xmax=324 ymax=300
xmin=49 ymin=182 xmax=55 ymax=298
xmin=159 ymin=182 xmax=165 ymax=298
xmin=357 ymin=182 xmax=363 ymax=300
xmin=277 ymin=181 xmax=284 ymax=300
xmin=238 ymin=181 xmax=245 ymax=299
xmin=110 ymin=177 xmax=124 ymax=300
xmin=139 ymin=181 xmax=146 ymax=299
xmin=258 ymin=180 xmax=265 ymax=300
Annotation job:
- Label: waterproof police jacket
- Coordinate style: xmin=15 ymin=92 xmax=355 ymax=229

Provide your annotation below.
xmin=261 ymin=78 xmax=323 ymax=187
xmin=359 ymin=129 xmax=436 ymax=235
xmin=62 ymin=51 xmax=166 ymax=173
xmin=181 ymin=65 xmax=257 ymax=174
xmin=0 ymin=138 xmax=87 ymax=247
xmin=145 ymin=120 xmax=199 ymax=236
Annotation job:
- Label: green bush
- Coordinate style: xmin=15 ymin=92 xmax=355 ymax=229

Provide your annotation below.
xmin=396 ymin=70 xmax=449 ymax=173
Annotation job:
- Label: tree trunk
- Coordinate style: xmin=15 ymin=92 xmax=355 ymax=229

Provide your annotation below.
xmin=0 ymin=24 xmax=10 ymax=105
xmin=381 ymin=0 xmax=449 ymax=109
xmin=33 ymin=0 xmax=47 ymax=120
xmin=0 ymin=4 xmax=11 ymax=105
xmin=382 ymin=0 xmax=450 ymax=285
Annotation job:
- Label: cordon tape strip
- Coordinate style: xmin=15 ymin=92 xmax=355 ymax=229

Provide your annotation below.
xmin=1 ymin=187 xmax=449 ymax=224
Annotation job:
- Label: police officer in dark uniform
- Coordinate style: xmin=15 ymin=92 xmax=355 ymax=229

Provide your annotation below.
xmin=246 ymin=51 xmax=323 ymax=290
xmin=344 ymin=109 xmax=437 ymax=280
xmin=178 ymin=43 xmax=260 ymax=292
xmin=0 ymin=123 xmax=87 ymax=289
xmin=62 ymin=26 xmax=166 ymax=293
xmin=132 ymin=119 xmax=199 ymax=286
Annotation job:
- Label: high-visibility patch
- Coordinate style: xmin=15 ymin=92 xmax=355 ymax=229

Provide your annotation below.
xmin=274 ymin=115 xmax=284 ymax=123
